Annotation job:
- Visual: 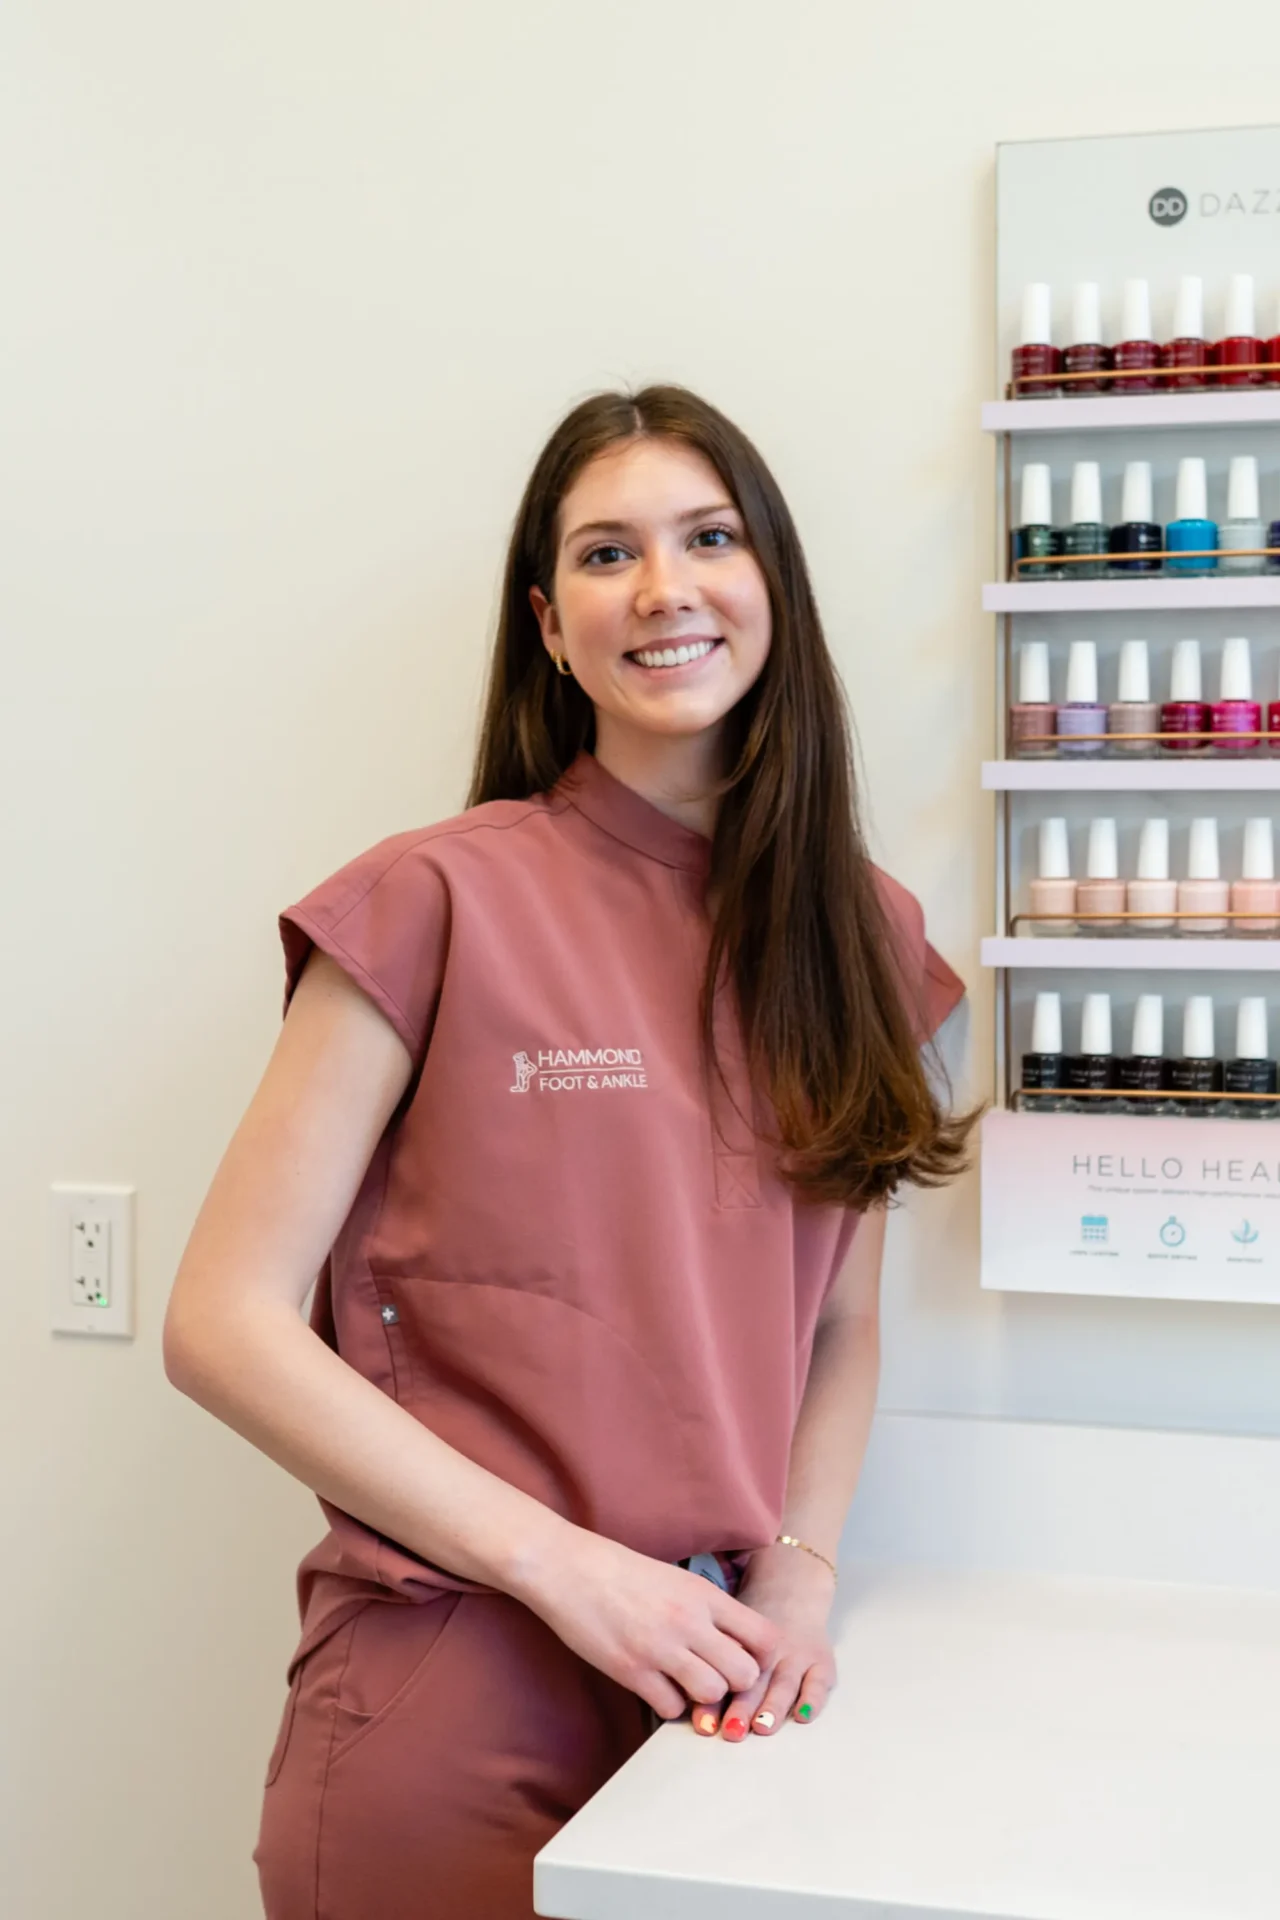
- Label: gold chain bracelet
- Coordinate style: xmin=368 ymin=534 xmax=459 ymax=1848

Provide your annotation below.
xmin=774 ymin=1533 xmax=838 ymax=1582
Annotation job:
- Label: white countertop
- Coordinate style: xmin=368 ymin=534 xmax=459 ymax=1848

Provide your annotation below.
xmin=534 ymin=1557 xmax=1280 ymax=1920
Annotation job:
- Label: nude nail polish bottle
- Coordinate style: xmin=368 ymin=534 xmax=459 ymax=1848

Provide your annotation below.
xmin=1218 ymin=457 xmax=1265 ymax=576
xmin=1210 ymin=636 xmax=1262 ymax=756
xmin=1107 ymin=639 xmax=1158 ymax=755
xmin=1009 ymin=640 xmax=1055 ymax=757
xmin=1057 ymin=640 xmax=1106 ymax=754
xmin=1127 ymin=817 xmax=1176 ymax=935
xmin=1160 ymin=638 xmax=1210 ymax=755
xmin=1177 ymin=818 xmax=1229 ymax=936
xmin=1063 ymin=993 xmax=1121 ymax=1111
xmin=1167 ymin=997 xmax=1224 ymax=1114
xmin=1160 ymin=275 xmax=1208 ymax=390
xmin=1020 ymin=990 xmax=1068 ymax=1111
xmin=1029 ymin=817 xmax=1075 ymax=935
xmin=1116 ymin=994 xmax=1171 ymax=1113
xmin=1230 ymin=818 xmax=1280 ymax=936
xmin=1076 ymin=817 xmax=1124 ymax=935
xmin=1222 ymin=998 xmax=1279 ymax=1117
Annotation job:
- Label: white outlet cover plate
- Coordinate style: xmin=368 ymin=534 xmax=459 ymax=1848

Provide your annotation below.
xmin=49 ymin=1183 xmax=136 ymax=1337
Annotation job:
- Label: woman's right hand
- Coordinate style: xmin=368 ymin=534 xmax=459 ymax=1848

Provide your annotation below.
xmin=521 ymin=1529 xmax=781 ymax=1721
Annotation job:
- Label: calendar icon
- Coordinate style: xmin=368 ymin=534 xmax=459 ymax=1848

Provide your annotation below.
xmin=1080 ymin=1215 xmax=1109 ymax=1244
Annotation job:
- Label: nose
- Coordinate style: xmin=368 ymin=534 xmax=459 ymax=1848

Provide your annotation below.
xmin=633 ymin=542 xmax=700 ymax=620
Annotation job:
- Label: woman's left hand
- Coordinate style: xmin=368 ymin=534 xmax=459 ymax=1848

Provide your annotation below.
xmin=692 ymin=1543 xmax=837 ymax=1740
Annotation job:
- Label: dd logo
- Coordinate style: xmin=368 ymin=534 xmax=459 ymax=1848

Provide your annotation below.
xmin=1149 ymin=187 xmax=1187 ymax=226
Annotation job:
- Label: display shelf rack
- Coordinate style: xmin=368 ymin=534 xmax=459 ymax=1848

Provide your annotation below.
xmin=982 ymin=760 xmax=1280 ymax=792
xmin=982 ymin=392 xmax=1280 ymax=435
xmin=984 ymin=578 xmax=1280 ymax=614
xmin=982 ymin=936 xmax=1280 ymax=971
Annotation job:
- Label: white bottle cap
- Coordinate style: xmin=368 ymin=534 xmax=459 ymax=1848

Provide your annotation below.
xmin=1168 ymin=637 xmax=1202 ymax=703
xmin=1186 ymin=816 xmax=1221 ymax=881
xmin=1174 ymin=456 xmax=1208 ymax=522
xmin=1081 ymin=992 xmax=1113 ymax=1057
xmin=1172 ymin=274 xmax=1204 ymax=339
xmin=1226 ymin=454 xmax=1260 ymax=522
xmin=1235 ymin=996 xmax=1269 ymax=1061
xmin=1136 ymin=816 xmax=1170 ymax=881
xmin=1218 ymin=636 xmax=1253 ymax=702
xmin=1065 ymin=638 xmax=1099 ymax=705
xmin=1019 ymin=462 xmax=1053 ymax=526
xmin=1086 ymin=816 xmax=1119 ymax=879
xmin=1181 ymin=995 xmax=1216 ymax=1060
xmin=1224 ymin=272 xmax=1256 ymax=338
xmin=1070 ymin=281 xmax=1102 ymax=344
xmin=1030 ymin=990 xmax=1063 ymax=1055
xmin=1119 ymin=460 xmax=1154 ymax=525
xmin=1117 ymin=638 xmax=1151 ymax=703
xmin=1018 ymin=640 xmax=1051 ymax=705
xmin=1131 ymin=993 xmax=1164 ymax=1058
xmin=1038 ymin=816 xmax=1071 ymax=881
xmin=1020 ymin=282 xmax=1053 ymax=347
xmin=1242 ymin=816 xmax=1275 ymax=881
xmin=1120 ymin=277 xmax=1152 ymax=341
xmin=1070 ymin=461 xmax=1103 ymax=526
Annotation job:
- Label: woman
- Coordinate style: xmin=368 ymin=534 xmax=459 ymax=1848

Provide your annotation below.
xmin=163 ymin=383 xmax=975 ymax=1919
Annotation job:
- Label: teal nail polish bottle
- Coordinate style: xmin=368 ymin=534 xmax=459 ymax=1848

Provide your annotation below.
xmin=1166 ymin=456 xmax=1218 ymax=576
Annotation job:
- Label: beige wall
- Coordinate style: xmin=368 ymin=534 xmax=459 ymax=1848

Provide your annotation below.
xmin=5 ymin=5 xmax=1280 ymax=1914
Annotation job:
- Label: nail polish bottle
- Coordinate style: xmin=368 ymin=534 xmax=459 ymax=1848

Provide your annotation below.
xmin=1159 ymin=638 xmax=1209 ymax=755
xmin=1020 ymin=990 xmax=1068 ymax=1110
xmin=1056 ymin=640 xmax=1106 ymax=755
xmin=1117 ymin=995 xmax=1171 ymax=1113
xmin=1268 ymin=519 xmax=1280 ymax=577
xmin=1159 ymin=275 xmax=1208 ymax=391
xmin=1061 ymin=462 xmax=1108 ymax=579
xmin=1009 ymin=640 xmax=1055 ymax=757
xmin=1230 ymin=818 xmax=1280 ymax=936
xmin=1107 ymin=639 xmax=1159 ymax=756
xmin=1029 ymin=817 xmax=1075 ymax=935
xmin=1108 ymin=461 xmax=1162 ymax=575
xmin=1009 ymin=463 xmax=1061 ymax=581
xmin=1222 ymin=998 xmax=1278 ymax=1118
xmin=1111 ymin=279 xmax=1159 ymax=393
xmin=1210 ymin=636 xmax=1261 ymax=756
xmin=1212 ymin=273 xmax=1264 ymax=389
xmin=1165 ymin=458 xmax=1218 ymax=576
xmin=1011 ymin=282 xmax=1061 ymax=397
xmin=1127 ymin=817 xmax=1176 ymax=935
xmin=1265 ymin=295 xmax=1280 ymax=389
xmin=1063 ymin=993 xmax=1121 ymax=1111
xmin=1063 ymin=282 xmax=1112 ymax=396
xmin=1167 ymin=997 xmax=1223 ymax=1114
xmin=1076 ymin=817 xmax=1124 ymax=935
xmin=1218 ymin=456 xmax=1265 ymax=576
xmin=1268 ymin=661 xmax=1280 ymax=753
xmin=1177 ymin=817 xmax=1229 ymax=936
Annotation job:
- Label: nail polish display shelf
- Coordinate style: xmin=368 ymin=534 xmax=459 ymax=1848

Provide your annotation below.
xmin=983 ymin=760 xmax=1280 ymax=791
xmin=982 ymin=936 xmax=1280 ymax=970
xmin=983 ymin=393 xmax=1280 ymax=435
xmin=984 ymin=579 xmax=1280 ymax=613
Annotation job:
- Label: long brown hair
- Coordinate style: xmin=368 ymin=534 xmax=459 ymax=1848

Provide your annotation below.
xmin=468 ymin=384 xmax=978 ymax=1207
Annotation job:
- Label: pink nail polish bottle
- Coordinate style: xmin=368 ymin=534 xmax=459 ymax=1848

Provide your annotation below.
xmin=1210 ymin=637 xmax=1262 ymax=756
xmin=1076 ymin=817 xmax=1125 ymax=936
xmin=1177 ymin=818 xmax=1229 ymax=937
xmin=1009 ymin=640 xmax=1055 ymax=758
xmin=1029 ymin=817 xmax=1075 ymax=936
xmin=1127 ymin=818 xmax=1176 ymax=936
xmin=1231 ymin=819 xmax=1280 ymax=936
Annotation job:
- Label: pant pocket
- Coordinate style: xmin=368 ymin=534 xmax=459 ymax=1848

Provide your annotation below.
xmin=263 ymin=1664 xmax=303 ymax=1788
xmin=328 ymin=1593 xmax=463 ymax=1770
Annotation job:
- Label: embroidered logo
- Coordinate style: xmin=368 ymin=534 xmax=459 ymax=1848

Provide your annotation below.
xmin=510 ymin=1046 xmax=648 ymax=1093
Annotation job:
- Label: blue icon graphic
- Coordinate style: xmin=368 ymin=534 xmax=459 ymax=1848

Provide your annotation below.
xmin=1159 ymin=1216 xmax=1186 ymax=1249
xmin=1081 ymin=1215 xmax=1109 ymax=1244
xmin=1231 ymin=1221 xmax=1259 ymax=1246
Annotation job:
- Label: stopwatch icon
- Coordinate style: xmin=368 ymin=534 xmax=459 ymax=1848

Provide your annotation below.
xmin=1159 ymin=1216 xmax=1186 ymax=1249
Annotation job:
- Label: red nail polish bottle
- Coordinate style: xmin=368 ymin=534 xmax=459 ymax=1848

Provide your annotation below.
xmin=1159 ymin=275 xmax=1208 ymax=392
xmin=1213 ymin=273 xmax=1265 ymax=389
xmin=1160 ymin=639 xmax=1210 ymax=757
xmin=1263 ymin=293 xmax=1280 ymax=390
xmin=1112 ymin=279 xmax=1159 ymax=393
xmin=1011 ymin=282 xmax=1061 ymax=398
xmin=1062 ymin=282 xmax=1112 ymax=396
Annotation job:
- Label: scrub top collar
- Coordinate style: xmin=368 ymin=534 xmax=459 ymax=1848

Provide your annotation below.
xmin=555 ymin=749 xmax=713 ymax=878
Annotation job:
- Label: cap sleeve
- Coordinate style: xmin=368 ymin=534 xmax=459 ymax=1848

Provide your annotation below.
xmin=871 ymin=865 xmax=965 ymax=1047
xmin=278 ymin=832 xmax=450 ymax=1073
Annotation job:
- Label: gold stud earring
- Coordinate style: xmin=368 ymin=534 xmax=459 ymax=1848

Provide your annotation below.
xmin=551 ymin=651 xmax=573 ymax=678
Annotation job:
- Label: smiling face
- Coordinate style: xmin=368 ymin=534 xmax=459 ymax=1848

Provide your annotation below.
xmin=529 ymin=436 xmax=773 ymax=762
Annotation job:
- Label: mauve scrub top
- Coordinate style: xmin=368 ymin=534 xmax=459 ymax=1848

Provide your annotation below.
xmin=277 ymin=749 xmax=964 ymax=1662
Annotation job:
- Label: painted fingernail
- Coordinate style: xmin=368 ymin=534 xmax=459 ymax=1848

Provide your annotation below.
xmin=753 ymin=1709 xmax=775 ymax=1729
xmin=723 ymin=1717 xmax=746 ymax=1737
xmin=796 ymin=1702 xmax=813 ymax=1721
xmin=696 ymin=1711 xmax=718 ymax=1734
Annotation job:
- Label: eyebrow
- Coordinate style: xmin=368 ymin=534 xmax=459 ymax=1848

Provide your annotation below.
xmin=563 ymin=502 xmax=740 ymax=545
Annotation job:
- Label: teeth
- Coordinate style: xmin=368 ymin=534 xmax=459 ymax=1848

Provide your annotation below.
xmin=632 ymin=638 xmax=717 ymax=670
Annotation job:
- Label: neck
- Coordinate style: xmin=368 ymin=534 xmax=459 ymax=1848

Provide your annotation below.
xmin=591 ymin=718 xmax=723 ymax=841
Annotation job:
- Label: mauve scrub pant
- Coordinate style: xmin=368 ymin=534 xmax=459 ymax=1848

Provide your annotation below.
xmin=253 ymin=1587 xmax=660 ymax=1919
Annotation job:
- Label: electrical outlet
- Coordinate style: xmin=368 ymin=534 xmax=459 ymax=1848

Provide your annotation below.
xmin=49 ymin=1184 xmax=135 ymax=1337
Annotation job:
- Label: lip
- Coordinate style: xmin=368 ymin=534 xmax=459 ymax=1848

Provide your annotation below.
xmin=624 ymin=637 xmax=724 ymax=676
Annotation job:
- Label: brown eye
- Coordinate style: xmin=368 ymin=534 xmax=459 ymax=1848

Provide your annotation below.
xmin=583 ymin=544 xmax=628 ymax=567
